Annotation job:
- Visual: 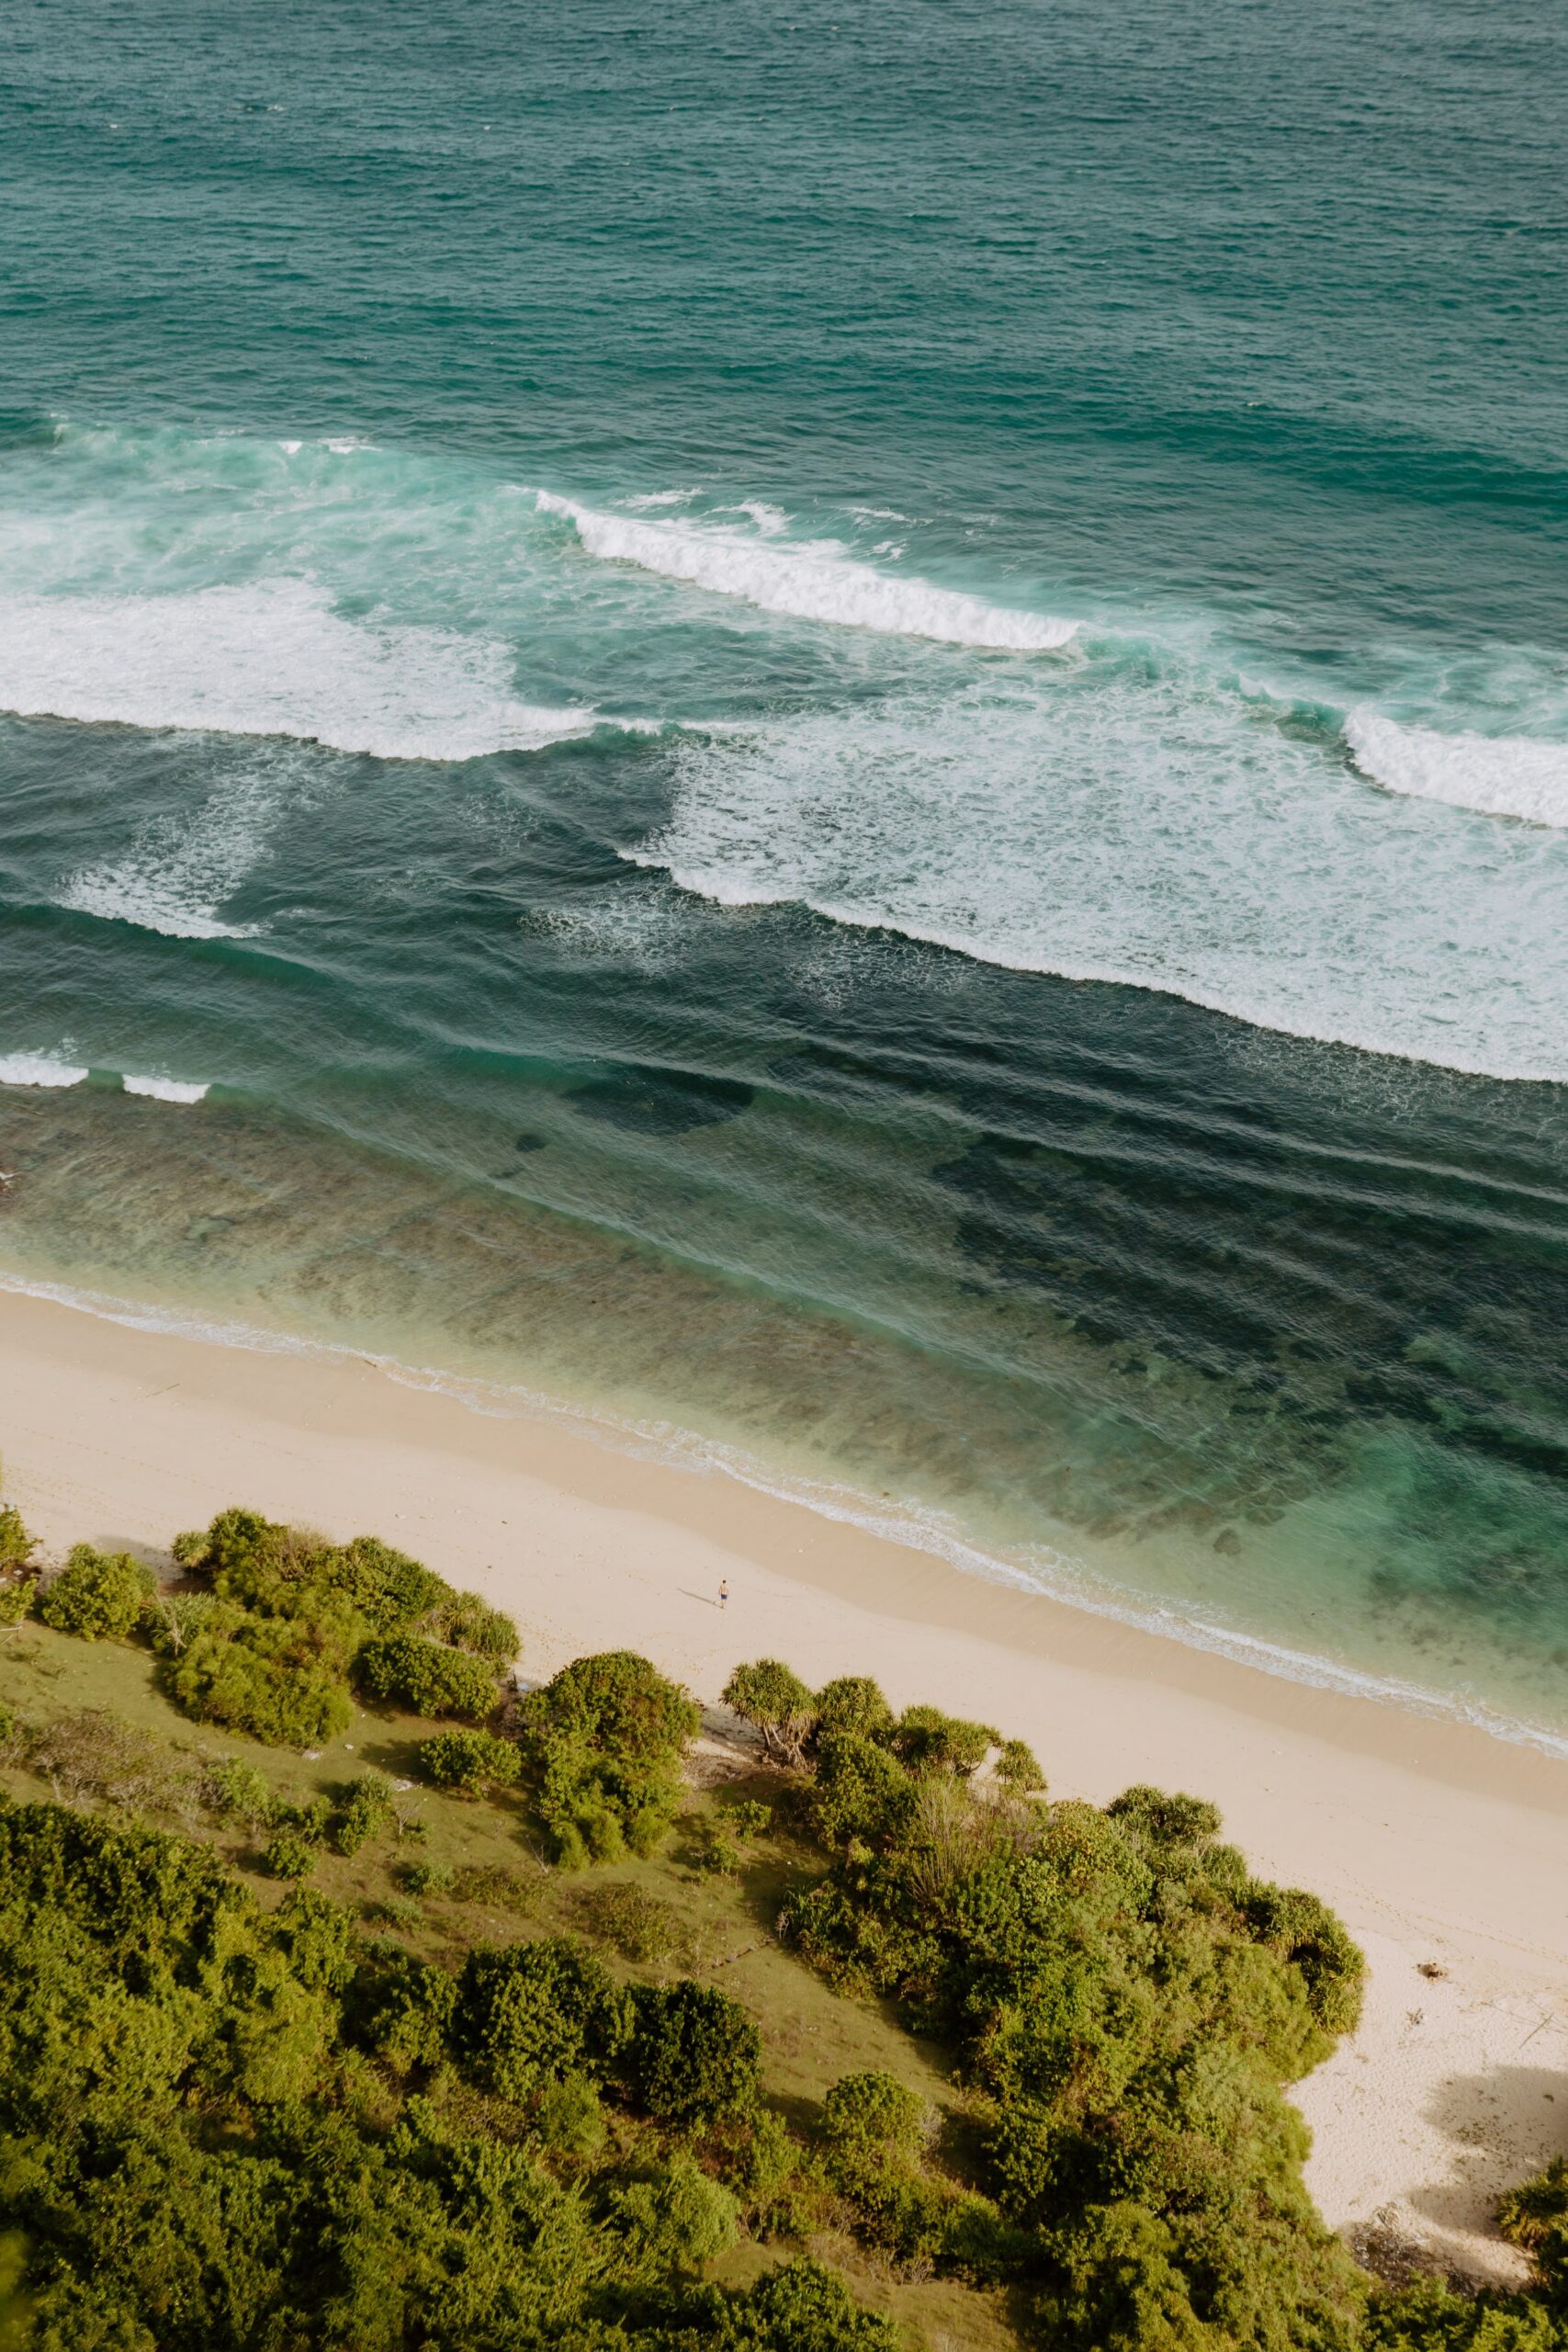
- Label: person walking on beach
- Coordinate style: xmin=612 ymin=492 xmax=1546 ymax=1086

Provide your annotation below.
xmin=718 ymin=1577 xmax=728 ymax=1611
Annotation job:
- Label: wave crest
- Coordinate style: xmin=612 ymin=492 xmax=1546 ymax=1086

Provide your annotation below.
xmin=536 ymin=491 xmax=1077 ymax=651
xmin=1346 ymin=708 xmax=1568 ymax=828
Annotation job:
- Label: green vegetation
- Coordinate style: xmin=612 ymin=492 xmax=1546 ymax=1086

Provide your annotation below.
xmin=32 ymin=1542 xmax=155 ymax=1640
xmin=0 ymin=1498 xmax=1563 ymax=2352
xmin=519 ymin=1649 xmax=700 ymax=1868
xmin=417 ymin=1724 xmax=523 ymax=1796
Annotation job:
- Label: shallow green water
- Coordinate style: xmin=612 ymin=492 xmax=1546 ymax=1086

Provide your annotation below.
xmin=2 ymin=0 xmax=1566 ymax=1739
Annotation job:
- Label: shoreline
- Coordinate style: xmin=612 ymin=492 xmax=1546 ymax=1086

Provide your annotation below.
xmin=1 ymin=1282 xmax=1564 ymax=2281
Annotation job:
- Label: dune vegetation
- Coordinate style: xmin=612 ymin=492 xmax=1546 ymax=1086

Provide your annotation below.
xmin=0 ymin=1506 xmax=1563 ymax=2352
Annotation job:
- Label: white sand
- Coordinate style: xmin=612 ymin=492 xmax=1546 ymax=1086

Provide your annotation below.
xmin=1 ymin=1284 xmax=1564 ymax=2284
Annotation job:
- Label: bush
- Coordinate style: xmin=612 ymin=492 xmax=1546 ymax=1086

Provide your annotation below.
xmin=527 ymin=1651 xmax=700 ymax=1764
xmin=263 ymin=1832 xmax=317 ymax=1881
xmin=0 ymin=1577 xmax=37 ymax=1629
xmin=431 ymin=1589 xmax=519 ymax=1662
xmin=0 ymin=1503 xmax=36 ymax=1573
xmin=319 ymin=1533 xmax=446 ymax=1633
xmin=823 ymin=2071 xmax=927 ymax=2165
xmin=521 ymin=1652 xmax=699 ymax=1867
xmin=325 ymin=1770 xmax=396 ymax=1856
xmin=571 ymin=1882 xmax=686 ymax=1965
xmin=416 ymin=1726 xmax=521 ymax=1797
xmin=626 ymin=1978 xmax=761 ymax=2126
xmin=351 ymin=1943 xmax=457 ymax=2073
xmin=610 ymin=2153 xmax=739 ymax=2272
xmin=34 ymin=1544 xmax=155 ymax=1642
xmin=534 ymin=2071 xmax=606 ymax=2156
xmin=721 ymin=2259 xmax=900 ymax=2350
xmin=723 ymin=1658 xmax=818 ymax=1761
xmin=994 ymin=1737 xmax=1045 ymax=1792
xmin=810 ymin=1734 xmax=915 ymax=1848
xmin=890 ymin=1703 xmax=998 ymax=1776
xmin=452 ymin=1938 xmax=632 ymax=2098
xmin=204 ymin=1758 xmax=276 ymax=1826
xmin=400 ymin=1860 xmax=454 ymax=1898
xmin=356 ymin=1634 xmax=499 ymax=1721
xmin=449 ymin=1861 xmax=535 ymax=1914
xmin=813 ymin=1674 xmax=895 ymax=1747
xmin=1499 ymin=2155 xmax=1568 ymax=2288
xmin=143 ymin=1591 xmax=225 ymax=1657
xmin=169 ymin=1620 xmax=355 ymax=1749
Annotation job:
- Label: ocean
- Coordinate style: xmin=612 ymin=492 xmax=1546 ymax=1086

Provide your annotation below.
xmin=2 ymin=0 xmax=1566 ymax=1743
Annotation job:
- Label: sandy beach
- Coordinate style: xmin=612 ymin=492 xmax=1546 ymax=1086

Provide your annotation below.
xmin=1 ymin=1282 xmax=1563 ymax=2285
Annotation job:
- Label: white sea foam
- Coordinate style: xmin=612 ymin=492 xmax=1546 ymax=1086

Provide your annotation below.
xmin=62 ymin=765 xmax=281 ymax=938
xmin=1346 ymin=707 xmax=1568 ymax=828
xmin=536 ymin=491 xmax=1077 ymax=650
xmin=122 ymin=1073 xmax=210 ymax=1103
xmin=0 ymin=578 xmax=599 ymax=762
xmin=628 ymin=679 xmax=1568 ymax=1082
xmin=0 ymin=1051 xmax=88 ymax=1089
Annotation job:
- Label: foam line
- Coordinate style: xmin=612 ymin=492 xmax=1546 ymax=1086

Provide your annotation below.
xmin=536 ymin=491 xmax=1077 ymax=650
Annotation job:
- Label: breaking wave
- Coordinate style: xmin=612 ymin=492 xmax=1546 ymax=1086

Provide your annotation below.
xmin=0 ymin=578 xmax=600 ymax=762
xmin=1346 ymin=707 xmax=1568 ymax=829
xmin=536 ymin=491 xmax=1078 ymax=650
xmin=629 ymin=677 xmax=1568 ymax=1082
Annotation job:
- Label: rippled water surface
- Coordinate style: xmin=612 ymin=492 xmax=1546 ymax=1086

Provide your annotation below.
xmin=2 ymin=0 xmax=1565 ymax=1737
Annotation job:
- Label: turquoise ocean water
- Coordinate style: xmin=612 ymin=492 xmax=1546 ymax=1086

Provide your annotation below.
xmin=2 ymin=0 xmax=1567 ymax=1739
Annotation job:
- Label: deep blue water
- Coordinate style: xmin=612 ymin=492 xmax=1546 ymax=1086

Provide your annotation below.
xmin=2 ymin=0 xmax=1566 ymax=1736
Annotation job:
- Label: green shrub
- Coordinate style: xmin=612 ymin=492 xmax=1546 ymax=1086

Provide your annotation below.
xmin=169 ymin=1617 xmax=355 ymax=1748
xmin=526 ymin=1650 xmax=700 ymax=1763
xmin=571 ymin=1881 xmax=686 ymax=1965
xmin=813 ymin=1674 xmax=895 ymax=1747
xmin=416 ymin=1725 xmax=521 ymax=1797
xmin=452 ymin=1938 xmax=632 ymax=2098
xmin=626 ymin=1978 xmax=761 ymax=2126
xmin=449 ymin=1861 xmax=535 ymax=1914
xmin=400 ymin=1860 xmax=455 ymax=1898
xmin=810 ymin=1734 xmax=915 ymax=1848
xmin=0 ymin=1503 xmax=36 ymax=1573
xmin=0 ymin=1576 xmax=37 ymax=1628
xmin=34 ymin=1544 xmax=155 ymax=1642
xmin=431 ymin=1589 xmax=519 ymax=1662
xmin=203 ymin=1758 xmax=276 ymax=1827
xmin=720 ymin=2259 xmax=900 ymax=2350
xmin=610 ymin=2152 xmax=739 ymax=2272
xmin=823 ymin=2071 xmax=926 ymax=2165
xmin=521 ymin=1651 xmax=699 ymax=1867
xmin=356 ymin=1633 xmax=498 ymax=1720
xmin=890 ymin=1703 xmax=998 ymax=1776
xmin=262 ymin=1831 xmax=317 ymax=1881
xmin=723 ymin=1657 xmax=818 ymax=1761
xmin=994 ymin=1736 xmax=1045 ymax=1792
xmin=718 ymin=1797 xmax=773 ymax=1839
xmin=351 ymin=1943 xmax=457 ymax=2073
xmin=143 ymin=1590 xmax=225 ymax=1657
xmin=319 ymin=1533 xmax=446 ymax=1633
xmin=534 ymin=2072 xmax=606 ymax=2156
xmin=325 ymin=1770 xmax=395 ymax=1856
xmin=1499 ymin=2155 xmax=1568 ymax=2289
